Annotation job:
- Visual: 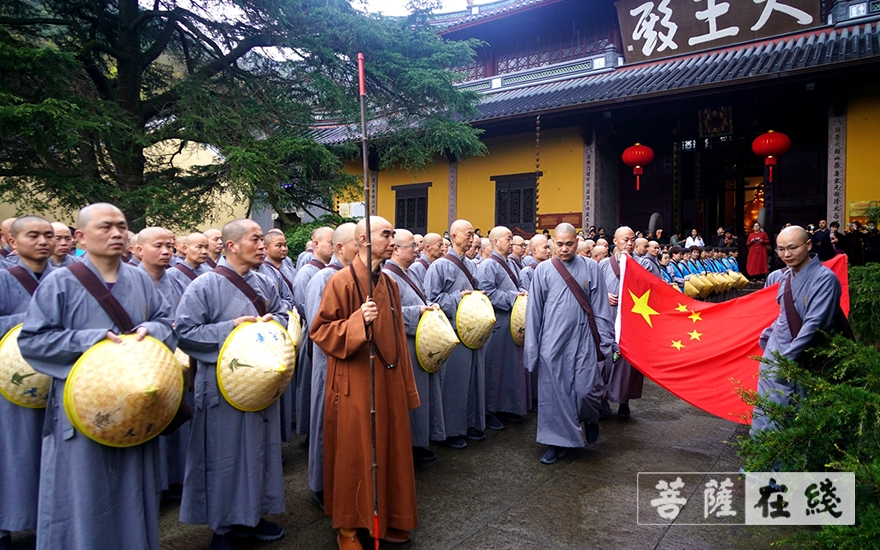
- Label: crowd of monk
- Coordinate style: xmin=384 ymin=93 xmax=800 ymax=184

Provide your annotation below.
xmin=0 ymin=207 xmax=840 ymax=550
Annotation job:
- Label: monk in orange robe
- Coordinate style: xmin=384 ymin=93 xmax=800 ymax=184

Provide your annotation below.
xmin=310 ymin=216 xmax=420 ymax=550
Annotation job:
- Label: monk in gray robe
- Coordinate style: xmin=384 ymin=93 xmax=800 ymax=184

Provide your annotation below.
xmin=408 ymin=232 xmax=442 ymax=289
xmin=176 ymin=219 xmax=287 ymax=548
xmin=509 ymin=235 xmax=526 ymax=270
xmin=638 ymin=241 xmax=663 ymax=278
xmin=304 ymin=223 xmax=356 ymax=509
xmin=18 ymin=204 xmax=174 ymax=550
xmin=263 ymin=229 xmax=297 ymax=297
xmin=750 ymin=226 xmax=841 ymax=435
xmin=49 ymin=222 xmax=78 ymax=267
xmin=0 ymin=217 xmax=18 ymax=268
xmin=291 ymin=226 xmax=334 ymax=436
xmin=136 ymin=227 xmax=190 ymax=497
xmin=203 ymin=228 xmax=223 ymax=269
xmin=478 ymin=226 xmax=528 ymax=429
xmin=598 ymin=226 xmax=645 ymax=418
xmin=0 ymin=216 xmax=55 ymax=548
xmin=525 ymin=223 xmax=614 ymax=465
xmin=383 ymin=229 xmax=445 ymax=462
xmin=167 ymin=232 xmax=211 ymax=287
xmin=423 ymin=219 xmax=486 ymax=449
xmin=520 ymin=235 xmax=550 ymax=292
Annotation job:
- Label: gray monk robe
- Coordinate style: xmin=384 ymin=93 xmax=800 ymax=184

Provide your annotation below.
xmin=599 ymin=256 xmax=645 ymax=403
xmin=407 ymin=254 xmax=431 ymax=289
xmin=139 ymin=263 xmax=191 ymax=490
xmin=520 ymin=263 xmax=537 ymax=292
xmin=18 ymin=258 xmax=174 ymax=550
xmin=477 ymin=251 xmax=527 ymax=417
xmin=291 ymin=258 xmax=325 ymax=435
xmin=525 ymin=256 xmax=614 ymax=448
xmin=750 ymin=256 xmax=840 ymax=435
xmin=303 ymin=256 xmax=343 ymax=493
xmin=384 ymin=259 xmax=446 ymax=448
xmin=0 ymin=263 xmax=54 ymax=534
xmin=167 ymin=260 xmax=210 ymax=288
xmin=175 ymin=258 xmax=287 ymax=531
xmin=423 ymin=253 xmax=487 ymax=436
xmin=260 ymin=261 xmax=296 ymax=441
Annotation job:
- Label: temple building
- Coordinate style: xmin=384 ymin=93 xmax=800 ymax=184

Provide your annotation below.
xmin=323 ymin=0 xmax=880 ymax=237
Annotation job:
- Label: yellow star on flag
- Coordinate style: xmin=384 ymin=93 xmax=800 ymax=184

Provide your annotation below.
xmin=629 ymin=289 xmax=660 ymax=327
xmin=671 ymin=340 xmax=685 ymax=350
xmin=688 ymin=330 xmax=703 ymax=341
xmin=688 ymin=310 xmax=702 ymax=323
xmin=675 ymin=303 xmax=688 ymax=312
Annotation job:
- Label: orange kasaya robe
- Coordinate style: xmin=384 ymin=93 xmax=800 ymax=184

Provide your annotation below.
xmin=309 ymin=257 xmax=420 ymax=537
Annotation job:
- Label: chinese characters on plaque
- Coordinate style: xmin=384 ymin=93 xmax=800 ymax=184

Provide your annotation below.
xmin=637 ymin=472 xmax=854 ymax=525
xmin=615 ymin=0 xmax=822 ymax=63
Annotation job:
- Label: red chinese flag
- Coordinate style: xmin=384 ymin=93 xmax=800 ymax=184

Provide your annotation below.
xmin=617 ymin=256 xmax=779 ymax=424
xmin=823 ymin=254 xmax=849 ymax=317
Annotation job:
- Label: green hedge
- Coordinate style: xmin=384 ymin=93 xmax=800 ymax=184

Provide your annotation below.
xmin=738 ymin=265 xmax=880 ymax=549
xmin=283 ymin=213 xmax=358 ymax=258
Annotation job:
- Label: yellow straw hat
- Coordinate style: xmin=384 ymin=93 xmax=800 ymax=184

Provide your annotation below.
xmin=64 ymin=335 xmax=183 ymax=447
xmin=510 ymin=295 xmax=527 ymax=346
xmin=455 ymin=291 xmax=496 ymax=350
xmin=683 ymin=279 xmax=700 ymax=298
xmin=217 ymin=319 xmax=296 ymax=412
xmin=287 ymin=308 xmax=303 ymax=349
xmin=0 ymin=325 xmax=51 ymax=409
xmin=415 ymin=308 xmax=459 ymax=373
xmin=174 ymin=348 xmax=191 ymax=372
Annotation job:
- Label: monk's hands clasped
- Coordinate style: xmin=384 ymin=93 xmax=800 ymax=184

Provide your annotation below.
xmin=106 ymin=326 xmax=149 ymax=343
xmin=233 ymin=315 xmax=259 ymax=327
xmin=361 ymin=299 xmax=378 ymax=324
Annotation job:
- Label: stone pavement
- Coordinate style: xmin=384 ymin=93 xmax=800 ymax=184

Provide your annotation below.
xmin=10 ymin=380 xmax=805 ymax=549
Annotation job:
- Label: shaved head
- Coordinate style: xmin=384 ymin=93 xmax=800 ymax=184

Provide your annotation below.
xmin=1 ymin=217 xmax=17 ymax=245
xmin=423 ymin=233 xmax=442 ymax=247
xmin=137 ymin=226 xmax=169 ymax=242
xmin=779 ymin=225 xmax=808 ymax=242
xmin=10 ymin=215 xmax=50 ymax=237
xmin=333 ymin=222 xmax=356 ymax=247
xmin=263 ymin=230 xmax=286 ymax=245
xmin=554 ymin=223 xmax=576 ymax=239
xmin=77 ymin=203 xmax=123 ymax=230
xmin=393 ymin=228 xmax=414 ymax=246
xmin=222 ymin=219 xmax=259 ymax=245
xmin=184 ymin=232 xmax=207 ymax=246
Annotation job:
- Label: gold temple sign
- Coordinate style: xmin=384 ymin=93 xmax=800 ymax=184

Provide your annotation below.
xmin=537 ymin=212 xmax=584 ymax=229
xmin=614 ymin=0 xmax=822 ymax=63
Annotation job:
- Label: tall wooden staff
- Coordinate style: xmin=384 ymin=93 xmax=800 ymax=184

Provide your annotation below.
xmin=357 ymin=52 xmax=380 ymax=550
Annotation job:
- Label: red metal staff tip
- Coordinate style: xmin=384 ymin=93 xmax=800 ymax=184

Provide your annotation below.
xmin=358 ymin=53 xmax=366 ymax=97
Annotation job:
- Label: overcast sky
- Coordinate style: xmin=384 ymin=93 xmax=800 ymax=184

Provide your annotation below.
xmin=362 ymin=0 xmax=471 ymax=16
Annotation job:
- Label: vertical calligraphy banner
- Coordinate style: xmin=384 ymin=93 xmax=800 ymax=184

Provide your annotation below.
xmin=448 ymin=160 xmax=458 ymax=229
xmin=827 ymin=113 xmax=846 ymax=225
xmin=583 ymin=130 xmax=597 ymax=228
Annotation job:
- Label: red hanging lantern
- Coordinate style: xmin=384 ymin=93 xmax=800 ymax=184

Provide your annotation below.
xmin=622 ymin=143 xmax=655 ymax=191
xmin=751 ymin=130 xmax=791 ymax=183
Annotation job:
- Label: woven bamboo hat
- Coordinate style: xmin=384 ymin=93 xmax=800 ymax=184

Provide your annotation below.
xmin=0 ymin=324 xmax=51 ymax=409
xmin=683 ymin=279 xmax=700 ymax=298
xmin=510 ymin=295 xmax=527 ymax=346
xmin=415 ymin=307 xmax=459 ymax=373
xmin=217 ymin=319 xmax=296 ymax=412
xmin=455 ymin=291 xmax=496 ymax=350
xmin=64 ymin=335 xmax=183 ymax=447
xmin=287 ymin=308 xmax=303 ymax=349
xmin=174 ymin=348 xmax=191 ymax=372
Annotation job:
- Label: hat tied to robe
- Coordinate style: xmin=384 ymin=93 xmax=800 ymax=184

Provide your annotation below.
xmin=455 ymin=291 xmax=496 ymax=350
xmin=510 ymin=295 xmax=527 ymax=346
xmin=415 ymin=307 xmax=459 ymax=373
xmin=0 ymin=324 xmax=52 ymax=408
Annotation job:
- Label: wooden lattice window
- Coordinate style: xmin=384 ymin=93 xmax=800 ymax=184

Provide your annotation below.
xmin=392 ymin=183 xmax=430 ymax=235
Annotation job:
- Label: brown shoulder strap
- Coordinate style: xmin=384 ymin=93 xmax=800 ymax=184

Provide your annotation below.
xmin=8 ymin=266 xmax=39 ymax=296
xmin=782 ymin=272 xmax=802 ymax=340
xmin=67 ymin=263 xmax=135 ymax=332
xmin=383 ymin=263 xmax=427 ymax=304
xmin=0 ymin=248 xmax=9 ymax=258
xmin=609 ymin=255 xmax=621 ymax=279
xmin=444 ymin=253 xmax=479 ymax=290
xmin=263 ymin=261 xmax=294 ymax=293
xmin=204 ymin=256 xmax=217 ymax=269
xmin=174 ymin=263 xmax=198 ymax=281
xmin=213 ymin=266 xmax=268 ymax=317
xmin=551 ymin=257 xmax=605 ymax=361
xmin=416 ymin=257 xmax=429 ymax=269
xmin=488 ymin=254 xmax=519 ymax=288
xmin=308 ymin=259 xmax=326 ymax=270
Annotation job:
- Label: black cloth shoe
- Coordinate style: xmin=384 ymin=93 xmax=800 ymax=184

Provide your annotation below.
xmin=497 ymin=412 xmax=524 ymax=423
xmin=313 ymin=490 xmax=325 ymax=511
xmin=539 ymin=445 xmax=567 ymax=465
xmin=232 ymin=518 xmax=285 ymax=541
xmin=412 ymin=446 xmax=436 ymax=461
xmin=466 ymin=427 xmax=485 ymax=440
xmin=443 ymin=436 xmax=467 ymax=449
xmin=485 ymin=413 xmax=505 ymax=431
xmin=210 ymin=533 xmax=234 ymax=550
xmin=586 ymin=422 xmax=599 ymax=444
xmin=0 ymin=534 xmax=11 ymax=550
xmin=599 ymin=398 xmax=613 ymax=420
xmin=617 ymin=403 xmax=631 ymax=418
xmin=162 ymin=483 xmax=183 ymax=500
